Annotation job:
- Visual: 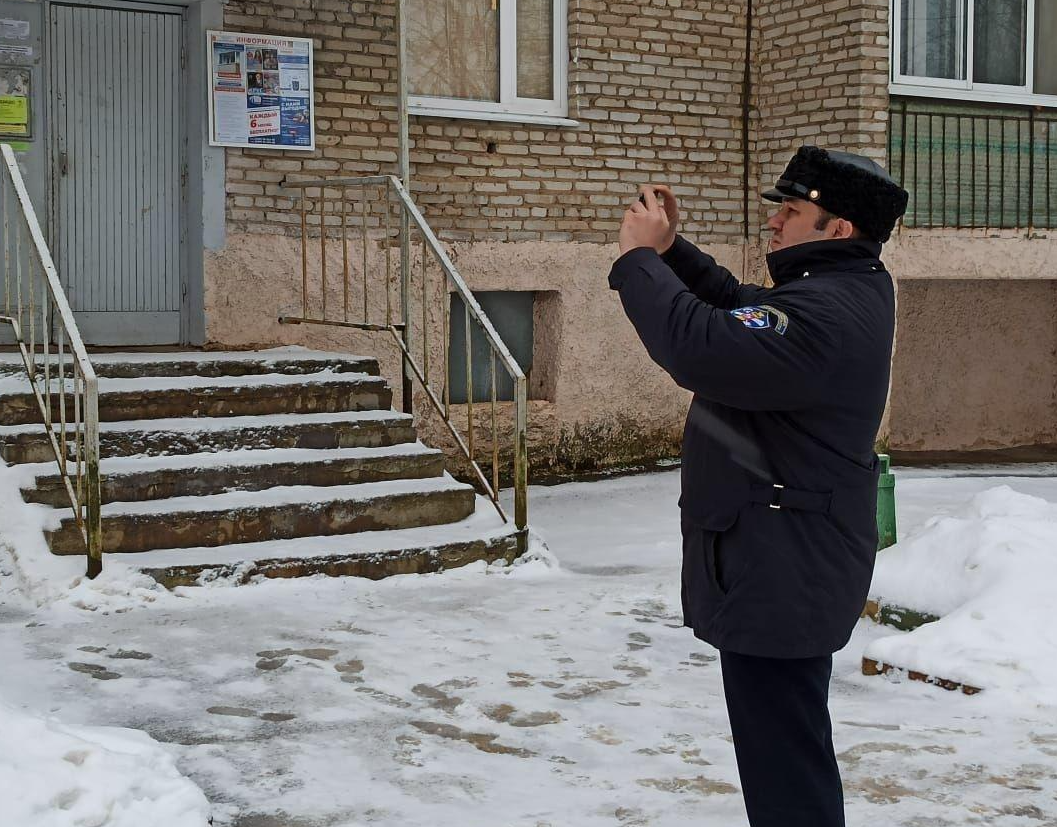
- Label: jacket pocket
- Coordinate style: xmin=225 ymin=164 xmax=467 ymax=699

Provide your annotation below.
xmin=709 ymin=506 xmax=761 ymax=597
xmin=710 ymin=531 xmax=729 ymax=596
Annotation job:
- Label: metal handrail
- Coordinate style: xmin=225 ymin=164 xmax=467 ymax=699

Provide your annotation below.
xmin=0 ymin=144 xmax=102 ymax=577
xmin=280 ymin=174 xmax=528 ymax=546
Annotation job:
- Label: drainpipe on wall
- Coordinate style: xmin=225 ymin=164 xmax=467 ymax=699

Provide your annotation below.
xmin=741 ymin=0 xmax=753 ymax=279
xmin=396 ymin=0 xmax=410 ymax=188
xmin=395 ymin=0 xmax=414 ymax=414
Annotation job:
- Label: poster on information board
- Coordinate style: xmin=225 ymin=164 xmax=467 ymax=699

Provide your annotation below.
xmin=207 ymin=30 xmax=314 ymax=150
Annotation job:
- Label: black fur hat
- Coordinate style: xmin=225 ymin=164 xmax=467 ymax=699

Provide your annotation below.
xmin=763 ymin=146 xmax=909 ymax=243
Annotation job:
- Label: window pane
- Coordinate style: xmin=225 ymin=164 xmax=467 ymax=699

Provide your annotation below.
xmin=448 ymin=292 xmax=534 ymax=404
xmin=901 ymin=0 xmax=966 ymax=79
xmin=1036 ymin=0 xmax=1057 ymax=94
xmin=973 ymin=0 xmax=1026 ymax=85
xmin=407 ymin=0 xmax=499 ymax=101
xmin=517 ymin=0 xmax=554 ymax=99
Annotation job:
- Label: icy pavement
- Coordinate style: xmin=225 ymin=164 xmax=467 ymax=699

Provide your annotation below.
xmin=2 ymin=469 xmax=1057 ymax=826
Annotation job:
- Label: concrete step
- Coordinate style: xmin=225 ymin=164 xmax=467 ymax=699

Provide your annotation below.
xmin=127 ymin=503 xmax=524 ymax=587
xmin=0 ymin=348 xmax=378 ymax=379
xmin=23 ymin=444 xmax=444 ymax=507
xmin=3 ymin=347 xmax=530 ymax=584
xmin=0 ymin=371 xmax=391 ymax=426
xmin=88 ymin=351 xmax=379 ymax=379
xmin=152 ymin=532 xmax=522 ymax=588
xmin=46 ymin=476 xmax=476 ymax=555
xmin=0 ymin=411 xmax=416 ymax=464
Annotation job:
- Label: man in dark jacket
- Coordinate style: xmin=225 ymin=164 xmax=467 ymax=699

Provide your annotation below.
xmin=608 ymin=146 xmax=909 ymax=827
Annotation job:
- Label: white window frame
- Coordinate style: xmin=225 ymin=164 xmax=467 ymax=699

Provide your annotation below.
xmin=890 ymin=0 xmax=1057 ymax=107
xmin=408 ymin=0 xmax=573 ymax=126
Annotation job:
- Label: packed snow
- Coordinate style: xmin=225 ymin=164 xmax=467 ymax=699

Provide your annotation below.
xmin=867 ymin=484 xmax=1057 ymax=702
xmin=1 ymin=466 xmax=1057 ymax=826
xmin=0 ymin=699 xmax=210 ymax=827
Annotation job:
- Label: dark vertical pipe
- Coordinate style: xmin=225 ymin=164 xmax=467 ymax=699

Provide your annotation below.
xmin=742 ymin=0 xmax=753 ymax=241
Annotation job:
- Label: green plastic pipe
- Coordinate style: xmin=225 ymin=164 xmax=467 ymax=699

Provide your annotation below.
xmin=876 ymin=453 xmax=897 ymax=550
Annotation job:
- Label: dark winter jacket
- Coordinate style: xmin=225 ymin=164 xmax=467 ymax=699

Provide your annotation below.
xmin=608 ymin=236 xmax=895 ymax=658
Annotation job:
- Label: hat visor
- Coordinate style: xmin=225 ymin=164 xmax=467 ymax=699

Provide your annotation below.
xmin=762 ymin=187 xmax=790 ymax=203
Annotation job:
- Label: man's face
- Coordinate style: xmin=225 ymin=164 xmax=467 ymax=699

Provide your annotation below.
xmin=766 ymin=198 xmax=834 ymax=252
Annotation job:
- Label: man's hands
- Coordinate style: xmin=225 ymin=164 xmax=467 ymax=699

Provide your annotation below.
xmin=618 ymin=184 xmax=680 ymax=256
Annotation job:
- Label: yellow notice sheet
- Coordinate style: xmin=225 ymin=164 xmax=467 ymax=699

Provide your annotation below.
xmin=0 ymin=95 xmax=28 ymax=135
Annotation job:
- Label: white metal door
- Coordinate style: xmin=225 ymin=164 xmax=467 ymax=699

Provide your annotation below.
xmin=50 ymin=3 xmax=184 ymax=345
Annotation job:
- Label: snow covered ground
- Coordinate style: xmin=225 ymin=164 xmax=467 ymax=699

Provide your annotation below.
xmin=2 ymin=468 xmax=1057 ymax=826
xmin=0 ymin=699 xmax=211 ymax=827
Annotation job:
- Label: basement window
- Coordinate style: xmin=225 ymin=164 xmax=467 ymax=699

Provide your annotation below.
xmin=448 ymin=290 xmax=558 ymax=403
xmin=405 ymin=0 xmax=571 ymax=125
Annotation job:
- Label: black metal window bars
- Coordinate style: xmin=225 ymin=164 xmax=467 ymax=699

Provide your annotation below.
xmin=889 ymin=99 xmax=1057 ymax=231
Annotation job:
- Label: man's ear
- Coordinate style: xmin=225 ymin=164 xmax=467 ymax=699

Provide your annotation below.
xmin=831 ymin=218 xmax=855 ymax=239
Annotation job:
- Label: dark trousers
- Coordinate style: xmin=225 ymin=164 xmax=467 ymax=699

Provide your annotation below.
xmin=720 ymin=650 xmax=846 ymax=827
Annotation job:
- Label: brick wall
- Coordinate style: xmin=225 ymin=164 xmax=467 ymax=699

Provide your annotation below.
xmin=222 ymin=0 xmax=892 ymax=245
xmin=222 ymin=0 xmax=751 ymax=243
xmin=752 ymin=0 xmax=891 ymax=234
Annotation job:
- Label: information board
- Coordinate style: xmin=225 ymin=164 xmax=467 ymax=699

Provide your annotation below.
xmin=207 ymin=30 xmax=314 ymax=151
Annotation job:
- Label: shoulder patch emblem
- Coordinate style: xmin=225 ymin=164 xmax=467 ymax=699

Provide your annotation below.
xmin=729 ymin=305 xmax=789 ymax=335
xmin=730 ymin=306 xmax=770 ymax=329
xmin=758 ymin=304 xmax=789 ymax=335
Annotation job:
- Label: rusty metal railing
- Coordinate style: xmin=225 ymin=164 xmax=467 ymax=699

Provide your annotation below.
xmin=0 ymin=144 xmax=102 ymax=577
xmin=279 ymin=175 xmax=528 ymax=549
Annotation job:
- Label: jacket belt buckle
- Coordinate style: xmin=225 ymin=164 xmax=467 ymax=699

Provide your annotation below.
xmin=769 ymin=484 xmax=785 ymax=510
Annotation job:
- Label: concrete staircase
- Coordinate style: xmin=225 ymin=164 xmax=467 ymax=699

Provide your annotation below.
xmin=0 ymin=349 xmax=522 ymax=586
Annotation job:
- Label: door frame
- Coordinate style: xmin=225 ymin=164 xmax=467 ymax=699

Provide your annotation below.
xmin=44 ymin=0 xmax=223 ymax=346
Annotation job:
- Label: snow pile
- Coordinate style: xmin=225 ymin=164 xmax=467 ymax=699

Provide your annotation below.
xmin=0 ymin=454 xmax=86 ymax=601
xmin=0 ymin=700 xmax=210 ymax=827
xmin=866 ymin=485 xmax=1057 ymax=704
xmin=0 ymin=456 xmax=170 ymax=611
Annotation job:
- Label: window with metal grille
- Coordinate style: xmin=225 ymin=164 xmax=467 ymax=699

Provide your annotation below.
xmin=888 ymin=98 xmax=1057 ymax=228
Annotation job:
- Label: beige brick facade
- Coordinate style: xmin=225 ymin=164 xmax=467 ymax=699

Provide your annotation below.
xmin=210 ymin=0 xmax=896 ymax=474
xmin=207 ymin=0 xmax=1057 ymax=468
xmin=752 ymin=0 xmax=890 ymax=232
xmin=221 ymin=0 xmax=891 ymax=247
